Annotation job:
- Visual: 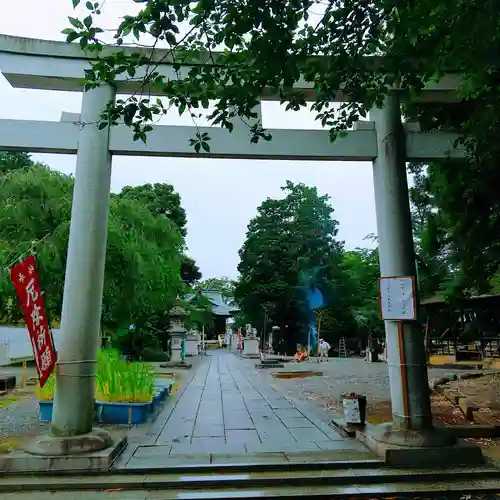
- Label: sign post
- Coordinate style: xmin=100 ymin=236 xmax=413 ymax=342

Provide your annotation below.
xmin=10 ymin=255 xmax=56 ymax=387
xmin=378 ymin=276 xmax=417 ymax=321
xmin=377 ymin=275 xmax=417 ymax=426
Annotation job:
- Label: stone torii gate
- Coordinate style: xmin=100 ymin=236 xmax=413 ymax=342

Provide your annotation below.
xmin=0 ymin=35 xmax=467 ymax=455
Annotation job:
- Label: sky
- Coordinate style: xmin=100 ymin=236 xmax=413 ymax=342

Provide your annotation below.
xmin=0 ymin=0 xmax=377 ymax=279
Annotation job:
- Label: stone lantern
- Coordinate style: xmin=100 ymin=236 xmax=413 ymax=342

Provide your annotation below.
xmin=270 ymin=326 xmax=280 ymax=353
xmin=168 ymin=296 xmax=187 ymax=363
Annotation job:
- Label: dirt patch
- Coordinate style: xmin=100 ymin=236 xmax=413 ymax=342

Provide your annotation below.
xmin=272 ymin=371 xmax=323 ymax=379
xmin=436 ymin=373 xmax=500 ymax=459
xmin=445 ymin=373 xmax=500 ymax=421
xmin=300 ymin=383 xmax=500 ymax=460
xmin=299 ymin=389 xmax=473 ymax=426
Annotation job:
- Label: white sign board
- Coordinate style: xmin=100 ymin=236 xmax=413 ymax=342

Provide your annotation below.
xmin=343 ymin=397 xmax=361 ymax=424
xmin=378 ymin=276 xmax=417 ymax=321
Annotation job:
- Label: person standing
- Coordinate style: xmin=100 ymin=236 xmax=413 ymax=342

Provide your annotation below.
xmin=317 ymin=338 xmax=330 ymax=362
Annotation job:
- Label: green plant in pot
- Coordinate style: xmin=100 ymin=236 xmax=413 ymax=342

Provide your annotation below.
xmin=95 ymin=349 xmax=155 ymax=425
xmin=96 ymin=349 xmax=154 ymax=403
xmin=36 ymin=374 xmax=55 ymax=401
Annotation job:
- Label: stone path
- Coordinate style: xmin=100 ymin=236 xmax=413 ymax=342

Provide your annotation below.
xmin=120 ymin=350 xmax=370 ymax=468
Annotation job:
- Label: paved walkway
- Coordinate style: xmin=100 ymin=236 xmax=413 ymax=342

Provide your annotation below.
xmin=119 ymin=350 xmax=371 ymax=468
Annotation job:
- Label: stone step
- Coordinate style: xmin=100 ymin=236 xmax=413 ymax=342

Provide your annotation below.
xmin=0 ymin=464 xmax=499 ymax=494
xmin=120 ymin=450 xmax=382 ymax=472
xmin=96 ymin=479 xmax=500 ymax=499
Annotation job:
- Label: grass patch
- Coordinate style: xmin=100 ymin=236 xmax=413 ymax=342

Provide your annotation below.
xmin=0 ymin=397 xmax=19 ymax=408
xmin=0 ymin=437 xmax=23 ymax=454
xmin=367 ymin=414 xmax=392 ymax=424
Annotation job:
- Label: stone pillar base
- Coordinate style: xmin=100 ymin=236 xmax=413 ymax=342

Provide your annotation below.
xmin=24 ymin=427 xmax=113 ymax=456
xmin=243 ymin=337 xmax=260 ymax=357
xmin=160 ymin=361 xmax=192 ymax=369
xmin=357 ymin=423 xmax=484 ymax=467
xmin=372 ymin=422 xmax=456 ymax=447
xmin=185 ymin=339 xmax=199 ymax=356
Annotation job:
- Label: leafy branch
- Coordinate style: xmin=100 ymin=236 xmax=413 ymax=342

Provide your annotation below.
xmin=62 ymin=0 xmax=485 ymax=155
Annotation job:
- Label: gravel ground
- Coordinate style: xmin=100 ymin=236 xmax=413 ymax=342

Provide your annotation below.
xmin=0 ymin=396 xmax=48 ymax=440
xmin=249 ymin=357 xmax=481 ymax=423
xmin=0 ymin=356 xmax=204 ymax=446
xmin=0 ymin=365 xmax=46 ymax=440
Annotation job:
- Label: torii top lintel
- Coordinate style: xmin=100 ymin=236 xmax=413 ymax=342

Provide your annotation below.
xmin=0 ymin=34 xmax=461 ymax=103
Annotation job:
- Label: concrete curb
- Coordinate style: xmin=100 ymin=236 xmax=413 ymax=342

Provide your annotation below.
xmin=429 ymin=369 xmax=500 ymax=434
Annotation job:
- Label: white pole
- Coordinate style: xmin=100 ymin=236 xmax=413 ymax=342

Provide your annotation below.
xmin=370 ymin=92 xmax=432 ymax=431
xmin=51 ymin=84 xmax=116 ymax=437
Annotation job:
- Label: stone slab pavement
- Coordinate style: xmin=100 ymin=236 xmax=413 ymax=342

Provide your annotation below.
xmin=120 ymin=350 xmax=370 ymax=468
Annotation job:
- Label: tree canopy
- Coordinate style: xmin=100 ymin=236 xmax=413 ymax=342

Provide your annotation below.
xmin=198 ymin=277 xmax=236 ymax=301
xmin=235 ymin=181 xmax=361 ymax=352
xmin=115 ymin=183 xmax=202 ymax=285
xmin=0 ymin=154 xmax=197 ymax=350
xmin=63 ymin=0 xmax=496 ymax=151
xmin=117 ymin=183 xmax=187 ymax=236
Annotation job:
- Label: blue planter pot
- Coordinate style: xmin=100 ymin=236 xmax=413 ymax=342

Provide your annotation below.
xmin=40 ymin=401 xmax=100 ymax=423
xmin=155 ymin=380 xmax=175 ymax=398
xmin=38 ymin=400 xmax=53 ymax=422
xmin=96 ymin=401 xmax=151 ymax=424
xmin=153 ymin=391 xmax=163 ymax=404
xmin=149 ymin=391 xmax=162 ymax=413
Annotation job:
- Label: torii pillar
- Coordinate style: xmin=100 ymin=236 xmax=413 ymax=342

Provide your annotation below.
xmin=369 ymin=92 xmax=468 ymax=457
xmin=26 ymin=84 xmax=116 ymax=454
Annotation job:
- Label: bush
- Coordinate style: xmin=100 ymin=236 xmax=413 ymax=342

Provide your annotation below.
xmin=140 ymin=348 xmax=168 ymax=362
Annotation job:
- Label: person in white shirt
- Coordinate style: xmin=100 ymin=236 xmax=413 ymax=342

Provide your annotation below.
xmin=317 ymin=338 xmax=330 ymax=362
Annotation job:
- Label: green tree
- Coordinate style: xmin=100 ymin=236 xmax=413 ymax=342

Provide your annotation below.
xmin=117 ymin=183 xmax=202 ymax=286
xmin=235 ymin=181 xmax=348 ymax=352
xmin=181 ymin=256 xmax=202 ymax=285
xmin=341 ymin=247 xmax=384 ymax=340
xmin=117 ymin=183 xmax=187 ymax=236
xmin=0 ymin=163 xmax=74 ymax=321
xmin=407 ymin=162 xmax=453 ymax=299
xmin=198 ymin=277 xmax=236 ymax=300
xmin=0 ymin=152 xmax=34 ymax=175
xmin=184 ymin=292 xmax=213 ymax=331
xmin=0 ymin=161 xmax=184 ymax=339
xmin=102 ymin=195 xmax=183 ymax=329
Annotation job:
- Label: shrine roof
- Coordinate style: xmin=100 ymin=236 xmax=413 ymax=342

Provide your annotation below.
xmin=185 ymin=289 xmax=239 ymax=316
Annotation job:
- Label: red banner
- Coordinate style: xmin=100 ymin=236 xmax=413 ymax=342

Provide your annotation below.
xmin=237 ymin=327 xmax=243 ymax=350
xmin=10 ymin=255 xmax=56 ymax=387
